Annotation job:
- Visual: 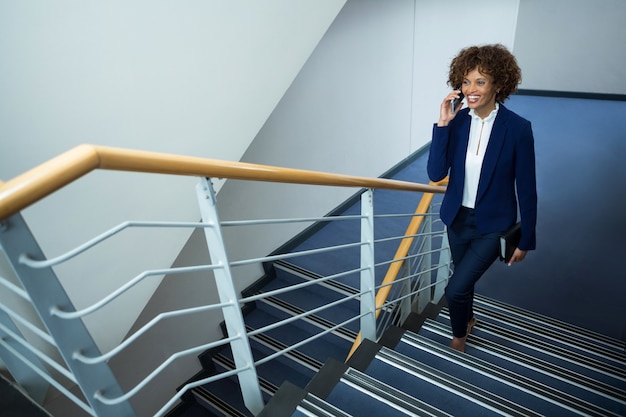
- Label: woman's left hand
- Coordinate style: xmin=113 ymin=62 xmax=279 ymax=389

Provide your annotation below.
xmin=508 ymin=248 xmax=527 ymax=266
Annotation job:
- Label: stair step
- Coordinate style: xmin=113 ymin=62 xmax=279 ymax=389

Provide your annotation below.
xmin=322 ymin=367 xmax=449 ymax=417
xmin=474 ymin=294 xmax=626 ymax=354
xmin=274 ymin=260 xmax=395 ymax=316
xmin=192 ymin=375 xmax=258 ymax=417
xmin=469 ymin=299 xmax=626 ymax=365
xmin=214 ymin=342 xmax=315 ymax=392
xmin=399 ymin=330 xmax=623 ymax=417
xmin=435 ymin=311 xmax=626 ymax=384
xmin=167 ymin=401 xmax=220 ymax=417
xmin=257 ymin=296 xmax=357 ymax=343
xmin=420 ymin=319 xmax=626 ymax=415
xmin=293 ymin=393 xmax=354 ymax=417
xmin=246 ymin=325 xmax=323 ymax=372
xmin=193 ymin=339 xmax=315 ymax=417
xmin=337 ymin=367 xmax=452 ymax=416
xmin=244 ymin=306 xmax=351 ymax=366
xmin=274 ymin=260 xmax=361 ymax=298
xmin=367 ymin=346 xmax=543 ymax=416
xmin=259 ymin=268 xmax=360 ymax=334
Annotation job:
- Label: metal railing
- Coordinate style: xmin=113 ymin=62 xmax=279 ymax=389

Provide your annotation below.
xmin=0 ymin=145 xmax=449 ymax=416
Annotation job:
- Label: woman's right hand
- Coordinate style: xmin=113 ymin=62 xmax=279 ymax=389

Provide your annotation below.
xmin=437 ymin=90 xmax=463 ymax=127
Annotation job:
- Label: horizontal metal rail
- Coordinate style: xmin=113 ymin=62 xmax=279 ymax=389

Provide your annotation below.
xmin=0 ymin=145 xmax=448 ymax=417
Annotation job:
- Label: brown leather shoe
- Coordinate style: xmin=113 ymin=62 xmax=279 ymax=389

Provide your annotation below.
xmin=466 ymin=316 xmax=477 ymax=336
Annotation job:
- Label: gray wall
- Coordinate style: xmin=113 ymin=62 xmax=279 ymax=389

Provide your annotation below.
xmin=515 ymin=0 xmax=626 ymax=94
xmin=0 ymin=0 xmax=345 ymax=359
xmin=0 ymin=2 xmax=346 ymax=415
xmin=217 ymin=0 xmax=521 ymax=287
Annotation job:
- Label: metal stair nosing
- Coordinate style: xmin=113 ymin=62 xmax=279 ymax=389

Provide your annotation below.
xmin=422 ymin=319 xmax=626 ymax=403
xmin=193 ymin=342 xmax=318 ymax=416
xmin=274 ymin=260 xmax=396 ymax=316
xmin=211 ymin=353 xmax=279 ymax=396
xmin=438 ymin=310 xmax=626 ymax=381
xmin=401 ymin=330 xmax=622 ymax=417
xmin=296 ymin=393 xmax=355 ymax=417
xmin=246 ymin=325 xmax=324 ymax=373
xmin=474 ymin=294 xmax=626 ymax=353
xmin=465 ymin=302 xmax=626 ymax=365
xmin=274 ymin=260 xmax=361 ymax=299
xmin=257 ymin=296 xmax=358 ymax=343
xmin=192 ymin=386 xmax=251 ymax=417
xmin=339 ymin=367 xmax=452 ymax=417
xmin=375 ymin=346 xmax=544 ymax=417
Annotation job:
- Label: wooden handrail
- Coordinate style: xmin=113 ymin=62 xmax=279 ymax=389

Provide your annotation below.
xmin=0 ymin=144 xmax=445 ymax=221
xmin=346 ymin=177 xmax=448 ymax=360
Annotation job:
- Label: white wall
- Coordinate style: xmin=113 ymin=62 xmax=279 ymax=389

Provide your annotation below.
xmin=515 ymin=0 xmax=626 ymax=94
xmin=411 ymin=0 xmax=520 ymax=150
xmin=0 ymin=0 xmax=346 ymax=355
xmin=213 ymin=0 xmax=520 ymax=288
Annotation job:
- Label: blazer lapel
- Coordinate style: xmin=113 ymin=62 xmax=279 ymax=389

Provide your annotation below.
xmin=454 ymin=112 xmax=472 ymax=180
xmin=476 ymin=106 xmax=509 ymax=203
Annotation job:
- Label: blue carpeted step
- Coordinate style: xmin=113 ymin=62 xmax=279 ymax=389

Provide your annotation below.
xmin=214 ymin=341 xmax=316 ymax=391
xmin=468 ymin=298 xmax=626 ymax=371
xmin=254 ymin=295 xmax=357 ymax=344
xmin=193 ymin=340 xmax=316 ymax=416
xmin=192 ymin=374 xmax=260 ymax=417
xmin=167 ymin=401 xmax=221 ymax=417
xmin=274 ymin=260 xmax=362 ymax=300
xmin=278 ymin=171 xmax=439 ymax=288
xmin=291 ymin=392 xmax=354 ymax=417
xmin=474 ymin=294 xmax=626 ymax=357
xmin=419 ymin=319 xmax=626 ymax=415
xmin=258 ymin=268 xmax=361 ymax=333
xmin=364 ymin=346 xmax=541 ymax=416
xmin=398 ymin=330 xmax=623 ymax=417
xmin=323 ymin=367 xmax=449 ymax=417
xmin=254 ymin=293 xmax=356 ymax=339
xmin=433 ymin=312 xmax=626 ymax=390
xmin=244 ymin=302 xmax=352 ymax=365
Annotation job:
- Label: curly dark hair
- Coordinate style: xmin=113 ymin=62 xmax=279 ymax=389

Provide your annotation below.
xmin=448 ymin=44 xmax=521 ymax=103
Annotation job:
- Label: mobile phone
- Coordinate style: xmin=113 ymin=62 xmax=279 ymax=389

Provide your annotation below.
xmin=451 ymin=90 xmax=464 ymax=113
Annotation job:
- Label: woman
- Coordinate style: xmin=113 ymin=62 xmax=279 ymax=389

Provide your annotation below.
xmin=427 ymin=44 xmax=537 ymax=353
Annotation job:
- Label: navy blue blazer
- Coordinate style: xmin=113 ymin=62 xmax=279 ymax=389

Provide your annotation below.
xmin=427 ymin=104 xmax=537 ymax=251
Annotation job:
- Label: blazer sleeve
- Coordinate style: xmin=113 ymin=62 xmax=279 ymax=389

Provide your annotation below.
xmin=427 ymin=124 xmax=451 ymax=182
xmin=515 ymin=120 xmax=538 ymax=251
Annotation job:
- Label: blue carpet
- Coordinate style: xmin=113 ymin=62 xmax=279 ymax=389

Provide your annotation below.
xmin=283 ymin=151 xmax=444 ymax=288
xmin=394 ymin=335 xmax=593 ymax=417
xmin=363 ymin=355 xmax=505 ymax=417
xmin=323 ymin=379 xmax=418 ymax=417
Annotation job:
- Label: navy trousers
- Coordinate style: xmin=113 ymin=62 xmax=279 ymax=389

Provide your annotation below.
xmin=446 ymin=206 xmax=500 ymax=338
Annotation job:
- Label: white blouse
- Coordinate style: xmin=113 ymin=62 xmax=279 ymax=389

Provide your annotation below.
xmin=462 ymin=103 xmax=499 ymax=208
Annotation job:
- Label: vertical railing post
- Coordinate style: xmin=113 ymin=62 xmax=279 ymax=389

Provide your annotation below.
xmin=0 ymin=214 xmax=136 ymax=417
xmin=433 ymin=227 xmax=451 ymax=303
xmin=195 ymin=177 xmax=264 ymax=416
xmin=415 ymin=212 xmax=433 ymax=314
xmin=360 ymin=189 xmax=376 ymax=342
xmin=398 ymin=264 xmax=412 ymax=325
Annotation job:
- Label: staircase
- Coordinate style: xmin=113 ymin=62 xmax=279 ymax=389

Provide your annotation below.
xmin=171 ymin=260 xmax=626 ymax=417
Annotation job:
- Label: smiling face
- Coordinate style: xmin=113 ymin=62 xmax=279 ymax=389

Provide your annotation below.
xmin=462 ymin=68 xmax=499 ymax=119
